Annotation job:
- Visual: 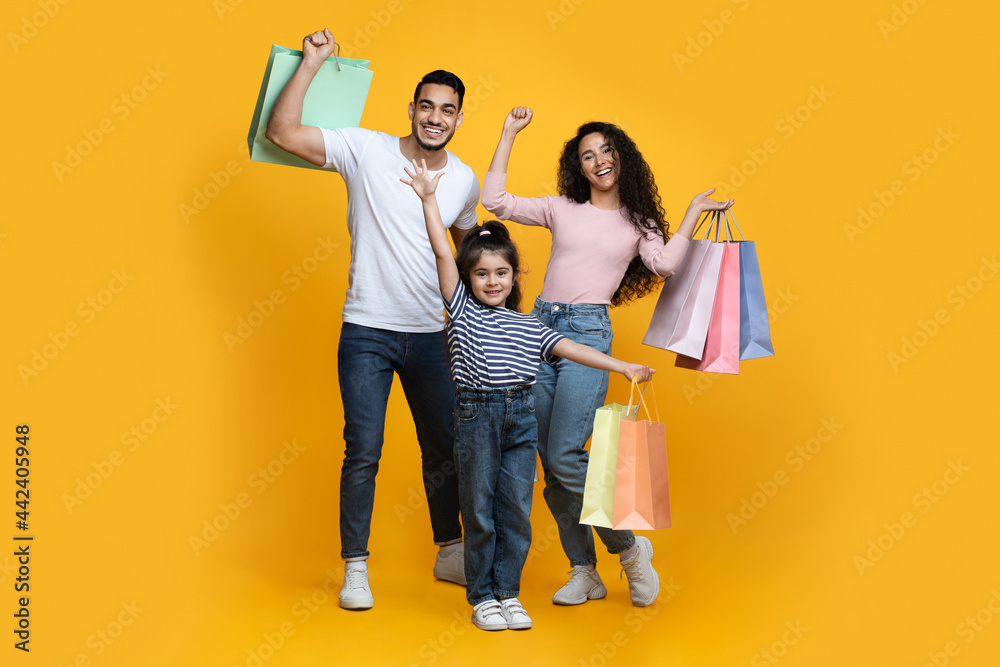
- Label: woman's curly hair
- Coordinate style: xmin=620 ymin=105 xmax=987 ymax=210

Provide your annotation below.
xmin=558 ymin=122 xmax=669 ymax=306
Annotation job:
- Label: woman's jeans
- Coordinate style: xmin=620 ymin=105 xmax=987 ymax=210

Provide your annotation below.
xmin=454 ymin=384 xmax=536 ymax=605
xmin=530 ymin=298 xmax=636 ymax=566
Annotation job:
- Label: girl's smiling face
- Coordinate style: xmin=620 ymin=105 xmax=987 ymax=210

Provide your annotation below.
xmin=469 ymin=251 xmax=513 ymax=307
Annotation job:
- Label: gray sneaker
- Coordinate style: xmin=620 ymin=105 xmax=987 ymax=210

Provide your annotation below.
xmin=619 ymin=536 xmax=659 ymax=607
xmin=552 ymin=565 xmax=607 ymax=605
xmin=433 ymin=545 xmax=467 ymax=586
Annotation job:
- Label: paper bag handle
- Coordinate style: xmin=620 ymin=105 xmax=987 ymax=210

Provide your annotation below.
xmin=724 ymin=208 xmax=745 ymax=241
xmin=626 ymin=378 xmax=657 ymax=423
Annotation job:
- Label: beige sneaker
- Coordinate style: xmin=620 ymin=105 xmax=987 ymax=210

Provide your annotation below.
xmin=552 ymin=565 xmax=607 ymax=605
xmin=620 ymin=536 xmax=659 ymax=607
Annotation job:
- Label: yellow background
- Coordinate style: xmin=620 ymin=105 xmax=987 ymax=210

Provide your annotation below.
xmin=4 ymin=0 xmax=1000 ymax=665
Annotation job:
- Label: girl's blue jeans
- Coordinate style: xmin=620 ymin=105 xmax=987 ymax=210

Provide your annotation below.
xmin=454 ymin=384 xmax=537 ymax=605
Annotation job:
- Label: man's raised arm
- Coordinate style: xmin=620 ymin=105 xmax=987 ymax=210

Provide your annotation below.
xmin=264 ymin=28 xmax=336 ymax=167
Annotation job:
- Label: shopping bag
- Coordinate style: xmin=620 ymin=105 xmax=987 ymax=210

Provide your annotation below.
xmin=643 ymin=211 xmax=725 ymax=359
xmin=612 ymin=381 xmax=671 ymax=530
xmin=579 ymin=386 xmax=641 ymax=528
xmin=731 ymin=210 xmax=775 ymax=360
xmin=676 ymin=217 xmax=742 ymax=374
xmin=247 ymin=44 xmax=373 ymax=171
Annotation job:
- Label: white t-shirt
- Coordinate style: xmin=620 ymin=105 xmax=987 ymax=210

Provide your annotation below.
xmin=321 ymin=127 xmax=480 ymax=332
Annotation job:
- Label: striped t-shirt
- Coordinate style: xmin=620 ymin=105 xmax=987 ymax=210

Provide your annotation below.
xmin=445 ymin=281 xmax=565 ymax=388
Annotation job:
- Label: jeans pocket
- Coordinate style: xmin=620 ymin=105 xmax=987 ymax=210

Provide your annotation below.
xmin=457 ymin=400 xmax=479 ymax=422
xmin=569 ymin=314 xmax=609 ymax=336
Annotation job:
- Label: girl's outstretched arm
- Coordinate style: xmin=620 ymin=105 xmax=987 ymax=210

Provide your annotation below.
xmin=401 ymin=159 xmax=459 ymax=301
xmin=551 ymin=339 xmax=655 ymax=382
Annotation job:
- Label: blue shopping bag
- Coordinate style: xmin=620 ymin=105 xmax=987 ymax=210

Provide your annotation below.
xmin=728 ymin=210 xmax=775 ymax=360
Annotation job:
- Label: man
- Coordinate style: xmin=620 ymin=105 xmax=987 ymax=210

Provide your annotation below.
xmin=265 ymin=28 xmax=478 ymax=610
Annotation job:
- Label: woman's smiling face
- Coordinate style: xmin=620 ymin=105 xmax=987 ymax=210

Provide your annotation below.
xmin=578 ymin=132 xmax=618 ymax=195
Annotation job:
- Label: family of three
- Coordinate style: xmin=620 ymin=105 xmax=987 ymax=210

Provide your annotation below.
xmin=264 ymin=27 xmax=734 ymax=631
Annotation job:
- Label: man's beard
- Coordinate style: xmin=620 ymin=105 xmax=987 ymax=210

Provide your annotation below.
xmin=413 ymin=122 xmax=452 ymax=151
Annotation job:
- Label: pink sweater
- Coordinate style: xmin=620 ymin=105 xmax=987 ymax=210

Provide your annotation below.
xmin=481 ymin=172 xmax=690 ymax=305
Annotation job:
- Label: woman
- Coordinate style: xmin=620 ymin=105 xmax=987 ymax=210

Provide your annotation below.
xmin=481 ymin=107 xmax=733 ymax=607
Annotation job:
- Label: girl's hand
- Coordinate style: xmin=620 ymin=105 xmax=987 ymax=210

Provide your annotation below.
xmin=400 ymin=158 xmax=444 ymax=200
xmin=623 ymin=364 xmax=656 ymax=382
xmin=687 ymin=188 xmax=735 ymax=216
xmin=502 ymin=107 xmax=533 ymax=135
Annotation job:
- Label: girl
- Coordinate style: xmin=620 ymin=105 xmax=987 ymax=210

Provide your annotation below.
xmin=401 ymin=158 xmax=654 ymax=631
xmin=481 ymin=108 xmax=734 ymax=607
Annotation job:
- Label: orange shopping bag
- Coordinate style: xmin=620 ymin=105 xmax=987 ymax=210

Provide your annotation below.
xmin=612 ymin=380 xmax=671 ymax=530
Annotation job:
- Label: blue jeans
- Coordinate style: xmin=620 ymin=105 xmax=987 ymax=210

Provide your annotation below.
xmin=531 ymin=298 xmax=635 ymax=566
xmin=337 ymin=322 xmax=462 ymax=560
xmin=454 ymin=385 xmax=536 ymax=605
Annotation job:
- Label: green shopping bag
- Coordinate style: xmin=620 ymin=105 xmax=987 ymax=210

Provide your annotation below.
xmin=247 ymin=44 xmax=373 ymax=171
xmin=579 ymin=381 xmax=643 ymax=528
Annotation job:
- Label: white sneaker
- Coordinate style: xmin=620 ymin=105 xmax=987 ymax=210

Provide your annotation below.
xmin=433 ymin=544 xmax=467 ymax=586
xmin=338 ymin=563 xmax=374 ymax=610
xmin=552 ymin=564 xmax=608 ymax=605
xmin=499 ymin=597 xmax=533 ymax=630
xmin=620 ymin=536 xmax=659 ymax=607
xmin=471 ymin=600 xmax=508 ymax=631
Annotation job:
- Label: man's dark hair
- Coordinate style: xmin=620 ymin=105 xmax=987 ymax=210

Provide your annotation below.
xmin=413 ymin=70 xmax=466 ymax=110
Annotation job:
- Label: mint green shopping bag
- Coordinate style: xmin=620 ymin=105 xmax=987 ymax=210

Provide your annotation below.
xmin=247 ymin=44 xmax=373 ymax=171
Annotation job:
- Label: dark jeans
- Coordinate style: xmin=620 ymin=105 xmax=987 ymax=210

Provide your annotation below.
xmin=337 ymin=322 xmax=462 ymax=560
xmin=454 ymin=385 xmax=537 ymax=605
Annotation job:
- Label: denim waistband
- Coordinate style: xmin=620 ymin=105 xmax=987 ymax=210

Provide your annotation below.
xmin=533 ymin=296 xmax=610 ymax=316
xmin=456 ymin=384 xmax=532 ymax=399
